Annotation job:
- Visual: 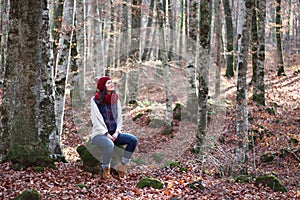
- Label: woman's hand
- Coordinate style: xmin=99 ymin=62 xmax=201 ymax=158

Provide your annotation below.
xmin=111 ymin=131 xmax=119 ymax=141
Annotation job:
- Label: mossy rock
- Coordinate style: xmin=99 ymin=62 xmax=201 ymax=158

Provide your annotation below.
xmin=261 ymin=152 xmax=276 ymax=163
xmin=162 ymin=125 xmax=172 ymax=135
xmin=76 ymin=144 xmax=102 ymax=174
xmin=137 ymin=176 xmax=165 ymax=189
xmin=152 ymin=153 xmax=163 ymax=163
xmin=148 ymin=118 xmax=164 ymax=128
xmin=173 ymin=103 xmax=182 ymax=121
xmin=5 ymin=144 xmax=55 ymax=170
xmin=76 ymin=141 xmax=124 ymax=174
xmin=235 ymin=175 xmax=254 ymax=183
xmin=187 ymin=180 xmax=204 ymax=190
xmin=132 ymin=113 xmax=143 ymax=121
xmin=14 ymin=189 xmax=40 ymax=200
xmin=254 ymin=174 xmax=287 ymax=192
xmin=132 ymin=157 xmax=147 ymax=165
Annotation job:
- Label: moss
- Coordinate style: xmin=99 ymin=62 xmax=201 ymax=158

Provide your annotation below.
xmin=76 ymin=142 xmax=123 ymax=174
xmin=235 ymin=175 xmax=255 ymax=183
xmin=76 ymin=145 xmax=102 ymax=174
xmin=164 ymin=161 xmax=186 ymax=172
xmin=32 ymin=166 xmax=44 ymax=173
xmin=132 ymin=157 xmax=147 ymax=165
xmin=152 ymin=153 xmax=163 ymax=163
xmin=132 ymin=112 xmax=143 ymax=121
xmin=75 ymin=183 xmax=89 ymax=189
xmin=5 ymin=143 xmax=54 ymax=170
xmin=14 ymin=189 xmax=40 ymax=200
xmin=261 ymin=152 xmax=276 ymax=163
xmin=162 ymin=124 xmax=172 ymax=135
xmin=137 ymin=176 xmax=164 ymax=189
xmin=187 ymin=180 xmax=204 ymax=190
xmin=173 ymin=103 xmax=182 ymax=120
xmin=254 ymin=174 xmax=287 ymax=192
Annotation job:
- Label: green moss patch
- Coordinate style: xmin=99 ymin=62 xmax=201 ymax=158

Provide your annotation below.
xmin=137 ymin=176 xmax=165 ymax=189
xmin=254 ymin=174 xmax=287 ymax=192
xmin=14 ymin=189 xmax=40 ymax=200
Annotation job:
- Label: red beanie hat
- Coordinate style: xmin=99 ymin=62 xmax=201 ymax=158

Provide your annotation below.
xmin=97 ymin=76 xmax=111 ymax=92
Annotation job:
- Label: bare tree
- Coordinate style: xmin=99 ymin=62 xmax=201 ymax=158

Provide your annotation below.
xmin=276 ymin=0 xmax=285 ymax=76
xmin=195 ymin=0 xmax=211 ymax=152
xmin=223 ymin=0 xmax=235 ymax=77
xmin=54 ymin=0 xmax=76 ymax=141
xmin=0 ymin=0 xmax=9 ymax=82
xmin=252 ymin=0 xmax=266 ymax=106
xmin=235 ymin=0 xmax=252 ymax=169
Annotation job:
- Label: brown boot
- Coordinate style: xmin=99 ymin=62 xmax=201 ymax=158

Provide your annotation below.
xmin=102 ymin=168 xmax=113 ymax=180
xmin=114 ymin=163 xmax=129 ymax=179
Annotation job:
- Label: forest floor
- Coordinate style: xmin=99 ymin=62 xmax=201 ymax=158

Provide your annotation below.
xmin=0 ymin=59 xmax=300 ymax=199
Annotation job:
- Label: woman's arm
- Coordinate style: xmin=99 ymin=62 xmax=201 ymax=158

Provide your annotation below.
xmin=116 ymin=99 xmax=123 ymax=133
xmin=90 ymin=98 xmax=108 ymax=139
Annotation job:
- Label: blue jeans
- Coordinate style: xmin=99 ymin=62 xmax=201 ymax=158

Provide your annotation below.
xmin=92 ymin=133 xmax=138 ymax=169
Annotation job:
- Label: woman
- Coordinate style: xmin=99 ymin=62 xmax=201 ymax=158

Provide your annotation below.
xmin=90 ymin=76 xmax=138 ymax=180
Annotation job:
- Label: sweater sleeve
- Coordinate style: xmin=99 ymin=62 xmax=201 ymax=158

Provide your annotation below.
xmin=90 ymin=97 xmax=108 ymax=139
xmin=116 ymin=99 xmax=123 ymax=133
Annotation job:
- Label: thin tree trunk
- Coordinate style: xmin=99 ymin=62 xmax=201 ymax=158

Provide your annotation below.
xmin=73 ymin=0 xmax=86 ymax=101
xmin=235 ymin=0 xmax=252 ymax=168
xmin=252 ymin=0 xmax=266 ymax=106
xmin=195 ymin=0 xmax=211 ymax=152
xmin=49 ymin=0 xmax=64 ymax=70
xmin=0 ymin=0 xmax=9 ymax=82
xmin=54 ymin=0 xmax=76 ymax=139
xmin=276 ymin=0 xmax=285 ymax=76
xmin=223 ymin=0 xmax=234 ymax=77
xmin=158 ymin=0 xmax=173 ymax=129
xmin=215 ymin=0 xmax=222 ymax=97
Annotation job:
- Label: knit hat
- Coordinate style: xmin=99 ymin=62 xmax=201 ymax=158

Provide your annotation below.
xmin=97 ymin=76 xmax=111 ymax=92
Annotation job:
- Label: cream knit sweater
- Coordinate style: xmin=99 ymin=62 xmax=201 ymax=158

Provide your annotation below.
xmin=90 ymin=97 xmax=123 ymax=140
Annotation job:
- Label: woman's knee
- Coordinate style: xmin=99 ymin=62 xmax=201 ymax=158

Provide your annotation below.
xmin=131 ymin=135 xmax=138 ymax=145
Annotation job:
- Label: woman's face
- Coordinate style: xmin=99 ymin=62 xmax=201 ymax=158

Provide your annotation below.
xmin=105 ymin=80 xmax=115 ymax=93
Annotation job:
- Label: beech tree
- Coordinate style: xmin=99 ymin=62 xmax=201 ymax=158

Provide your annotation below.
xmin=195 ymin=0 xmax=211 ymax=152
xmin=54 ymin=0 xmax=76 ymax=139
xmin=252 ymin=0 xmax=266 ymax=106
xmin=235 ymin=0 xmax=252 ymax=168
xmin=276 ymin=0 xmax=285 ymax=76
xmin=223 ymin=0 xmax=234 ymax=77
xmin=0 ymin=0 xmax=61 ymax=167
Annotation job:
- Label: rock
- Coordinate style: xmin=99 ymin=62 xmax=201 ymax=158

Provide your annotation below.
xmin=137 ymin=176 xmax=165 ymax=189
xmin=14 ymin=189 xmax=39 ymax=200
xmin=254 ymin=174 xmax=287 ymax=192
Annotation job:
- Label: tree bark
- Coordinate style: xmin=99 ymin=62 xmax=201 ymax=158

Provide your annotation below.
xmin=54 ymin=0 xmax=76 ymax=141
xmin=252 ymin=0 xmax=266 ymax=106
xmin=275 ymin=0 xmax=285 ymax=76
xmin=195 ymin=0 xmax=211 ymax=153
xmin=1 ymin=0 xmax=58 ymax=168
xmin=235 ymin=0 xmax=252 ymax=167
xmin=223 ymin=0 xmax=234 ymax=77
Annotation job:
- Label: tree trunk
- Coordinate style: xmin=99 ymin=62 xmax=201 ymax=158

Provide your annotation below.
xmin=235 ymin=0 xmax=252 ymax=168
xmin=276 ymin=0 xmax=285 ymax=76
xmin=54 ymin=0 xmax=76 ymax=140
xmin=195 ymin=0 xmax=211 ymax=153
xmin=1 ymin=0 xmax=59 ymax=168
xmin=0 ymin=0 xmax=9 ymax=82
xmin=215 ymin=0 xmax=222 ymax=97
xmin=252 ymin=0 xmax=266 ymax=106
xmin=158 ymin=0 xmax=173 ymax=129
xmin=73 ymin=0 xmax=86 ymax=102
xmin=223 ymin=0 xmax=234 ymax=77
xmin=49 ymin=0 xmax=64 ymax=70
